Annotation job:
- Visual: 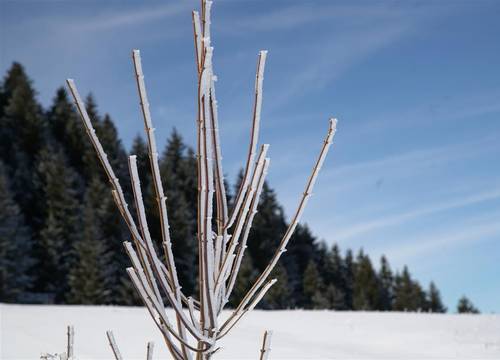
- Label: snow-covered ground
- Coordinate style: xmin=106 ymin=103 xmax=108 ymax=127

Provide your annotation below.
xmin=1 ymin=304 xmax=499 ymax=359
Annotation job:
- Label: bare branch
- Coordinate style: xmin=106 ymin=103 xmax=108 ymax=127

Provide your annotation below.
xmin=106 ymin=331 xmax=123 ymax=360
xmin=68 ymin=1 xmax=337 ymax=357
xmin=128 ymin=155 xmax=164 ymax=306
xmin=192 ymin=11 xmax=202 ymax=73
xmin=259 ymin=330 xmax=273 ymax=360
xmin=218 ymin=278 xmax=277 ymax=339
xmin=66 ymin=326 xmax=74 ymax=360
xmin=146 ymin=342 xmax=154 ymax=360
xmin=224 ymin=158 xmax=269 ymax=303
xmin=131 ymin=49 xmax=190 ymax=359
xmin=224 ymin=119 xmax=337 ymax=332
xmin=215 ymin=145 xmax=269 ymax=297
xmin=226 ymin=51 xmax=268 ymax=229
xmin=124 ymin=243 xmax=211 ymax=345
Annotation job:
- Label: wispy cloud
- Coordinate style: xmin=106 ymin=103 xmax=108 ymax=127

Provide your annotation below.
xmin=256 ymin=2 xmax=450 ymax=109
xmin=73 ymin=3 xmax=191 ymax=32
xmin=357 ymin=88 xmax=500 ymax=135
xmin=221 ymin=4 xmax=404 ymax=33
xmin=334 ymin=188 xmax=500 ymax=241
xmin=273 ymin=25 xmax=411 ymax=108
xmin=382 ymin=214 xmax=500 ymax=262
xmin=307 ymin=132 xmax=499 ymax=198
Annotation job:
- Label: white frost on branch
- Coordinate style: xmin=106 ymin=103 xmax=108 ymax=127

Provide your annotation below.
xmin=66 ymin=0 xmax=338 ymax=358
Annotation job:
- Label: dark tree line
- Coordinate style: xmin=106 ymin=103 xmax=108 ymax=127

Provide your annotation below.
xmin=0 ymin=63 xmax=479 ymax=313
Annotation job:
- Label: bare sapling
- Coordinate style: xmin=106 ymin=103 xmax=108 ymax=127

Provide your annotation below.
xmin=66 ymin=0 xmax=337 ymax=358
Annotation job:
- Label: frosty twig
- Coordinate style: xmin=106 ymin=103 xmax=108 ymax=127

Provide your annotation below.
xmin=66 ymin=0 xmax=337 ymax=358
xmin=259 ymin=330 xmax=273 ymax=360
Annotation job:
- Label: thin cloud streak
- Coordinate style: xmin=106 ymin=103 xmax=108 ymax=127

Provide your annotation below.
xmin=334 ymin=188 xmax=500 ymax=241
xmin=306 ymin=132 xmax=499 ymax=199
xmin=382 ymin=218 xmax=500 ymax=263
xmin=269 ymin=22 xmax=413 ymax=110
xmin=220 ymin=3 xmax=442 ymax=34
xmin=357 ymin=88 xmax=500 ymax=135
xmin=73 ymin=3 xmax=191 ymax=32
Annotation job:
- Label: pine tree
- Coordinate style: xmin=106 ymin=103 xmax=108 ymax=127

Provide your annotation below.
xmin=0 ymin=162 xmax=33 ymax=302
xmin=154 ymin=130 xmax=197 ymax=296
xmin=67 ymin=179 xmax=112 ymax=304
xmin=75 ymin=102 xmax=131 ymax=303
xmin=36 ymin=148 xmax=81 ymax=302
xmin=81 ymin=94 xmax=105 ymax=182
xmin=0 ymin=63 xmax=44 ymax=166
xmin=303 ymin=260 xmax=326 ymax=309
xmin=353 ymin=250 xmax=379 ymax=310
xmin=456 ymin=295 xmax=479 ymax=314
xmin=323 ymin=244 xmax=346 ymax=309
xmin=286 ymin=224 xmax=318 ymax=306
xmin=343 ymin=249 xmax=354 ymax=310
xmin=264 ymin=263 xmax=291 ymax=309
xmin=427 ymin=282 xmax=446 ymax=313
xmin=47 ymin=87 xmax=89 ymax=181
xmin=326 ymin=244 xmax=343 ymax=286
xmin=84 ymin=176 xmax=132 ymax=304
xmin=0 ymin=63 xmax=45 ymax=233
xmin=97 ymin=114 xmax=131 ymax=198
xmin=393 ymin=266 xmax=427 ymax=312
xmin=377 ymin=255 xmax=394 ymax=311
xmin=323 ymin=284 xmax=345 ymax=310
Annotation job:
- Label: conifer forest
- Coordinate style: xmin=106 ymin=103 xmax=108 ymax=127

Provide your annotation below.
xmin=2 ymin=61 xmax=471 ymax=315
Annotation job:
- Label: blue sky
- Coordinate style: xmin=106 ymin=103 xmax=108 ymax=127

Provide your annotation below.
xmin=1 ymin=0 xmax=499 ymax=313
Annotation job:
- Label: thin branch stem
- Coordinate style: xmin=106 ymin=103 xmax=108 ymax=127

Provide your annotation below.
xmin=259 ymin=330 xmax=273 ymax=360
xmin=106 ymin=331 xmax=123 ymax=360
xmin=222 ymin=119 xmax=337 ymax=333
xmin=66 ymin=326 xmax=74 ymax=359
xmin=131 ymin=49 xmax=190 ymax=359
xmin=146 ymin=342 xmax=154 ymax=360
xmin=224 ymin=158 xmax=269 ymax=303
xmin=215 ymin=145 xmax=268 ymax=295
xmin=226 ymin=51 xmax=268 ymax=229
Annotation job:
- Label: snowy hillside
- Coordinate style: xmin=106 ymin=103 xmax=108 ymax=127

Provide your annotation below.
xmin=1 ymin=304 xmax=499 ymax=359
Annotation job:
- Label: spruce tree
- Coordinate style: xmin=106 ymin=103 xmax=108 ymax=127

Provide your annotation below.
xmin=47 ymin=87 xmax=89 ymax=182
xmin=85 ymin=176 xmax=132 ymax=304
xmin=0 ymin=63 xmax=45 ymax=233
xmin=0 ymin=63 xmax=44 ymax=166
xmin=377 ymin=256 xmax=394 ymax=311
xmin=323 ymin=284 xmax=345 ymax=310
xmin=286 ymin=224 xmax=318 ymax=306
xmin=76 ymin=102 xmax=130 ymax=303
xmin=393 ymin=266 xmax=427 ymax=312
xmin=81 ymin=94 xmax=106 ymax=182
xmin=456 ymin=295 xmax=479 ymax=314
xmin=67 ymin=179 xmax=112 ymax=304
xmin=323 ymin=244 xmax=346 ymax=309
xmin=36 ymin=148 xmax=81 ymax=302
xmin=0 ymin=162 xmax=33 ymax=302
xmin=155 ymin=130 xmax=197 ymax=296
xmin=343 ymin=249 xmax=354 ymax=310
xmin=100 ymin=114 xmax=129 ymax=178
xmin=353 ymin=250 xmax=378 ymax=310
xmin=303 ymin=260 xmax=327 ymax=309
xmin=263 ymin=263 xmax=291 ymax=309
xmin=427 ymin=281 xmax=446 ymax=313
